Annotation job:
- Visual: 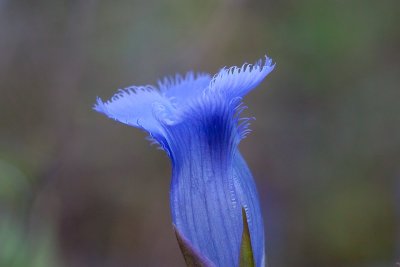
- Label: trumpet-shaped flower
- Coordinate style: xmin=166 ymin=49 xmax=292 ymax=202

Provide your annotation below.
xmin=94 ymin=55 xmax=275 ymax=267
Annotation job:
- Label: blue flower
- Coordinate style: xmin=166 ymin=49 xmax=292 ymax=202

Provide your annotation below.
xmin=94 ymin=55 xmax=275 ymax=267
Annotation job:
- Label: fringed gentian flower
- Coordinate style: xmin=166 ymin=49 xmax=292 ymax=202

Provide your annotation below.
xmin=94 ymin=55 xmax=275 ymax=267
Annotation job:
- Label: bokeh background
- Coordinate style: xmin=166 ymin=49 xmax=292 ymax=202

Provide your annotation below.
xmin=1 ymin=0 xmax=399 ymax=266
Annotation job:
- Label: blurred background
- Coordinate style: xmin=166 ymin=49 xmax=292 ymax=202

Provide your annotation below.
xmin=0 ymin=0 xmax=399 ymax=266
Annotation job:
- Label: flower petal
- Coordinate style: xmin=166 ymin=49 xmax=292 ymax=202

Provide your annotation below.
xmin=94 ymin=86 xmax=175 ymax=136
xmin=158 ymin=72 xmax=211 ymax=106
xmin=233 ymin=153 xmax=265 ymax=267
xmin=209 ymin=56 xmax=275 ymax=98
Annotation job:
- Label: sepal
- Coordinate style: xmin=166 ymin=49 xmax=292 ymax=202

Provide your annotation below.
xmin=174 ymin=225 xmax=216 ymax=267
xmin=239 ymin=207 xmax=255 ymax=267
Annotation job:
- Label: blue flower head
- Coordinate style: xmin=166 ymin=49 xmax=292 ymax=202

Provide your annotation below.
xmin=94 ymin=55 xmax=275 ymax=267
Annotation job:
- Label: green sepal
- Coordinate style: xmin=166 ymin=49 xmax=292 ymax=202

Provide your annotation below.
xmin=239 ymin=207 xmax=255 ymax=267
xmin=173 ymin=225 xmax=215 ymax=267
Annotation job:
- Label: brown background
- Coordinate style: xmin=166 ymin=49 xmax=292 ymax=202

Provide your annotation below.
xmin=0 ymin=0 xmax=399 ymax=266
